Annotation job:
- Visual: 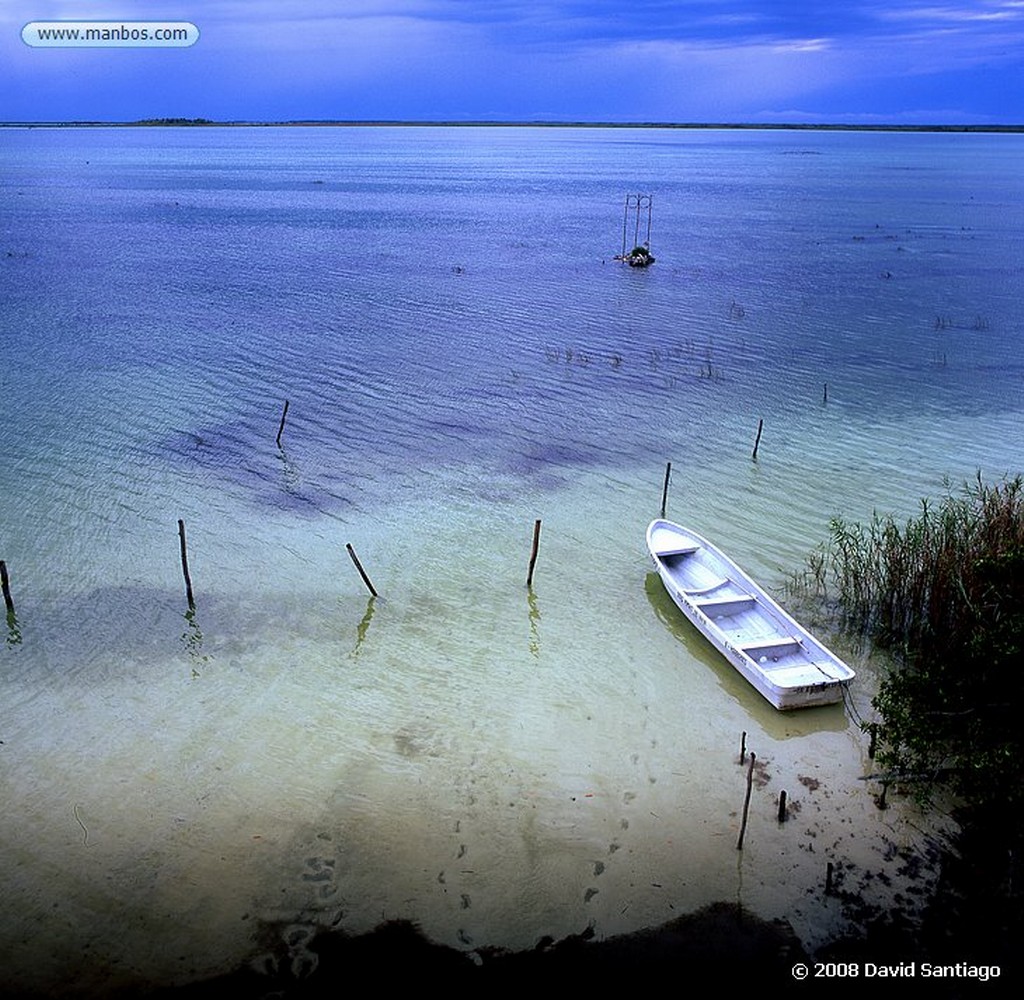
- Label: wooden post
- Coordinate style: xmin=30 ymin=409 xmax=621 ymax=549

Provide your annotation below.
xmin=276 ymin=399 xmax=290 ymax=448
xmin=823 ymin=383 xmax=829 ymax=405
xmin=751 ymin=418 xmax=764 ymax=461
xmin=739 ymin=731 xmax=747 ymax=764
xmin=778 ymin=789 xmax=788 ymax=822
xmin=346 ymin=543 xmax=378 ymax=598
xmin=0 ymin=560 xmax=14 ymax=615
xmin=177 ymin=520 xmax=195 ymax=609
xmin=737 ymin=752 xmax=755 ymax=850
xmin=621 ymin=194 xmax=629 ymax=258
xmin=526 ymin=519 xmax=542 ymax=588
xmin=660 ymin=461 xmax=672 ymax=518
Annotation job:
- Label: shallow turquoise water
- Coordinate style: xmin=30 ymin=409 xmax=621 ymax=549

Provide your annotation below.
xmin=0 ymin=126 xmax=1021 ymax=991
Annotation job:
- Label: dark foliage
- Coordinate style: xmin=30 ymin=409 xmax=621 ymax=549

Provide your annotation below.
xmin=802 ymin=475 xmax=1024 ymax=811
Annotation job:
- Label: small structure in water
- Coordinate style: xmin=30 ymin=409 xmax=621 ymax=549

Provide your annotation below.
xmin=614 ymin=193 xmax=655 ymax=267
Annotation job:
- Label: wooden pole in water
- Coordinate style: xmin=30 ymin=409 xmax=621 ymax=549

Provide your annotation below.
xmin=778 ymin=789 xmax=788 ymax=822
xmin=739 ymin=731 xmax=747 ymax=764
xmin=526 ymin=519 xmax=542 ymax=588
xmin=737 ymin=751 xmax=756 ymax=850
xmin=823 ymin=383 xmax=829 ymax=405
xmin=660 ymin=461 xmax=672 ymax=518
xmin=621 ymin=195 xmax=629 ymax=258
xmin=1 ymin=560 xmax=14 ymax=615
xmin=177 ymin=519 xmax=195 ymax=609
xmin=751 ymin=418 xmax=764 ymax=461
xmin=276 ymin=399 xmax=290 ymax=448
xmin=346 ymin=543 xmax=378 ymax=598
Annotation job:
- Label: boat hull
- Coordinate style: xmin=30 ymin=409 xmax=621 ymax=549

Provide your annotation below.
xmin=646 ymin=520 xmax=854 ymax=710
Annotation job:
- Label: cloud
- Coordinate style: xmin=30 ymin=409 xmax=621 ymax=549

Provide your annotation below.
xmin=2 ymin=1 xmax=1021 ymax=121
xmin=573 ymin=35 xmax=838 ymax=117
xmin=875 ymin=1 xmax=1024 ymax=23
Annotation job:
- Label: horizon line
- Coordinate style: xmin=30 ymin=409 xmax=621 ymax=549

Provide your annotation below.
xmin=2 ymin=119 xmax=1023 ymax=133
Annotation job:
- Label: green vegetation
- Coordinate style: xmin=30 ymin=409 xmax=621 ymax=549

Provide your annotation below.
xmin=132 ymin=117 xmax=214 ymax=126
xmin=804 ymin=475 xmax=1024 ymax=812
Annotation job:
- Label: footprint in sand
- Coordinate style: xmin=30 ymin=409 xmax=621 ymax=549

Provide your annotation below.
xmin=301 ymin=856 xmax=337 ymax=899
xmin=301 ymin=857 xmax=335 ymax=883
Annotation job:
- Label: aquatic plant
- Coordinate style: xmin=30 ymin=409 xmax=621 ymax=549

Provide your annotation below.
xmin=933 ymin=314 xmax=990 ymax=332
xmin=801 ymin=475 xmax=1024 ymax=810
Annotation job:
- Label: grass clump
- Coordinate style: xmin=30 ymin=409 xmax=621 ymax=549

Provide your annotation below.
xmin=799 ymin=474 xmax=1024 ymax=973
xmin=805 ymin=475 xmax=1024 ymax=811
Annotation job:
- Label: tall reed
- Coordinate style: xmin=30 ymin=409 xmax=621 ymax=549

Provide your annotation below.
xmin=800 ymin=475 xmax=1024 ymax=808
xmin=811 ymin=475 xmax=1024 ymax=657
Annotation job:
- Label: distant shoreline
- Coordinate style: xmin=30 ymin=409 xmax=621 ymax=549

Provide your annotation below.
xmin=2 ymin=119 xmax=1023 ymax=133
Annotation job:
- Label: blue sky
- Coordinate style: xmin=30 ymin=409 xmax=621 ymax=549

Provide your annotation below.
xmin=4 ymin=1 xmax=1023 ymax=123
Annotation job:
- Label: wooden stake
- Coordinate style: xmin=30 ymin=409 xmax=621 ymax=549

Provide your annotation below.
xmin=660 ymin=461 xmax=672 ymax=518
xmin=177 ymin=520 xmax=195 ymax=609
xmin=276 ymin=399 xmax=290 ymax=448
xmin=526 ymin=519 xmax=542 ymax=588
xmin=823 ymin=383 xmax=829 ymax=405
xmin=737 ymin=751 xmax=755 ymax=850
xmin=1 ymin=560 xmax=14 ymax=615
xmin=778 ymin=789 xmax=788 ymax=823
xmin=739 ymin=731 xmax=747 ymax=764
xmin=751 ymin=418 xmax=764 ymax=461
xmin=346 ymin=543 xmax=378 ymax=598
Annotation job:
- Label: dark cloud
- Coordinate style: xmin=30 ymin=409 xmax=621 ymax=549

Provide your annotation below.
xmin=2 ymin=1 xmax=1020 ymax=121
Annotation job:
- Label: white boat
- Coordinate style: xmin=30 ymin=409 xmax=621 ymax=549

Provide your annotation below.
xmin=646 ymin=519 xmax=855 ymax=710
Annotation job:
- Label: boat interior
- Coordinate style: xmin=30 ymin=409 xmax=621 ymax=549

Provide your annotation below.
xmin=657 ymin=545 xmax=844 ymax=680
